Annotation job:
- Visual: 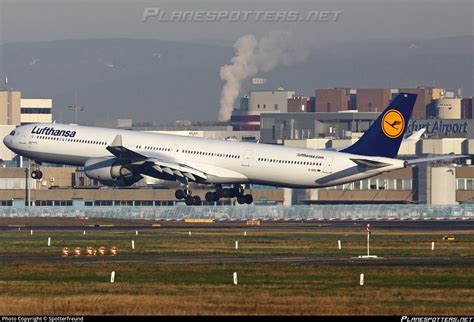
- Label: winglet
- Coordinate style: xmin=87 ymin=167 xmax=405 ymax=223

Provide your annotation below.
xmin=107 ymin=135 xmax=146 ymax=161
xmin=405 ymin=128 xmax=426 ymax=141
xmin=110 ymin=135 xmax=123 ymax=147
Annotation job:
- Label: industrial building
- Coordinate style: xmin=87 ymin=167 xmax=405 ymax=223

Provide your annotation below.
xmin=230 ymin=89 xmax=309 ymax=131
xmin=314 ymin=86 xmax=448 ymax=118
xmin=286 ymin=164 xmax=472 ymax=206
xmin=0 ymin=167 xmax=283 ymax=207
xmin=260 ymin=113 xmax=473 ymax=144
xmin=0 ymin=161 xmax=473 ymax=206
xmin=0 ymin=90 xmax=53 ymax=126
xmin=0 ymin=90 xmax=53 ymax=161
xmin=232 ymin=86 xmax=464 ymax=131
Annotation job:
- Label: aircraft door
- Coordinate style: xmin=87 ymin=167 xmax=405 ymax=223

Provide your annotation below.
xmin=171 ymin=144 xmax=179 ymax=158
xmin=18 ymin=129 xmax=32 ymax=149
xmin=322 ymin=157 xmax=333 ymax=173
xmin=18 ymin=130 xmax=27 ymax=144
xmin=241 ymin=150 xmax=252 ymax=167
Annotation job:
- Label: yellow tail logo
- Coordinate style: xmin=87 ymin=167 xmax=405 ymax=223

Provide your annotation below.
xmin=381 ymin=109 xmax=405 ymax=138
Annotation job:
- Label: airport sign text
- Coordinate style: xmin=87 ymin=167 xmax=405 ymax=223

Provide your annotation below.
xmin=407 ymin=120 xmax=468 ymax=135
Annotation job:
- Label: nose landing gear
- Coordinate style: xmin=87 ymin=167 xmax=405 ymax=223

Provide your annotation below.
xmin=30 ymin=162 xmax=43 ymax=180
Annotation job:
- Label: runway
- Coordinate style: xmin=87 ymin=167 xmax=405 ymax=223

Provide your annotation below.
xmin=2 ymin=253 xmax=474 ymax=267
xmin=3 ymin=219 xmax=474 ymax=268
xmin=2 ymin=219 xmax=474 ymax=231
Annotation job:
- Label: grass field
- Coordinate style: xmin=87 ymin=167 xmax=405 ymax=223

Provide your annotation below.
xmin=1 ymin=219 xmax=474 ymax=315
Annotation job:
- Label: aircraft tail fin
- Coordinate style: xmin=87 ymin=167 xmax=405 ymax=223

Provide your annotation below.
xmin=341 ymin=93 xmax=417 ymax=158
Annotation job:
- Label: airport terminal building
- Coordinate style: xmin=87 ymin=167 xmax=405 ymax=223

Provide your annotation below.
xmin=260 ymin=113 xmax=474 ymax=144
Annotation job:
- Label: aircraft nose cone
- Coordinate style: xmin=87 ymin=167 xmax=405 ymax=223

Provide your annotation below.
xmin=3 ymin=135 xmax=11 ymax=148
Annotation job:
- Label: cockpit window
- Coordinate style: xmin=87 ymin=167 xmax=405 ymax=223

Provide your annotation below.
xmin=9 ymin=130 xmax=15 ymax=136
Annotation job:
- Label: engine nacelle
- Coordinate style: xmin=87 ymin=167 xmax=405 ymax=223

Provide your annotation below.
xmin=84 ymin=157 xmax=140 ymax=186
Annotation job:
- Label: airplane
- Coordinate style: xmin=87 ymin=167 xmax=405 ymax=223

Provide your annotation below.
xmin=2 ymin=93 xmax=465 ymax=206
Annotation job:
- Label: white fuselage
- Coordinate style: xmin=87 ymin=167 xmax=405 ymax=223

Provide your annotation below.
xmin=3 ymin=123 xmax=406 ymax=188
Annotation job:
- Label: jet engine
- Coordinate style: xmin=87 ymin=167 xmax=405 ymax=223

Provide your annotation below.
xmin=84 ymin=157 xmax=142 ymax=186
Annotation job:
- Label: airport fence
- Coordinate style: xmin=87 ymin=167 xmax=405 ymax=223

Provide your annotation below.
xmin=1 ymin=204 xmax=474 ymax=220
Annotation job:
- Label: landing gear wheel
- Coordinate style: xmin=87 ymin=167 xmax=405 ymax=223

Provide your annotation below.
xmin=193 ymin=195 xmax=201 ymax=206
xmin=223 ymin=189 xmax=233 ymax=198
xmin=205 ymin=192 xmax=217 ymax=203
xmin=31 ymin=170 xmax=43 ymax=180
xmin=215 ymin=189 xmax=225 ymax=199
xmin=237 ymin=196 xmax=246 ymax=205
xmin=230 ymin=188 xmax=240 ymax=198
xmin=175 ymin=189 xmax=186 ymax=200
xmin=244 ymin=194 xmax=253 ymax=205
xmin=184 ymin=195 xmax=194 ymax=206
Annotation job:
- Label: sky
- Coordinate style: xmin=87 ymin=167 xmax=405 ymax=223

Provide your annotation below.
xmin=0 ymin=0 xmax=472 ymax=124
xmin=1 ymin=0 xmax=473 ymax=46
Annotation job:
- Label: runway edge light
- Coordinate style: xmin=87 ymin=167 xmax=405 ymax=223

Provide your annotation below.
xmin=86 ymin=246 xmax=95 ymax=256
xmin=61 ymin=247 xmax=70 ymax=257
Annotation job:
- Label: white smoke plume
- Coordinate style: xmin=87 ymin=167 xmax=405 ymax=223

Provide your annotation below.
xmin=218 ymin=30 xmax=309 ymax=121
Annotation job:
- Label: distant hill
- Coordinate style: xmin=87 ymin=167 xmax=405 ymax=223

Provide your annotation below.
xmin=264 ymin=35 xmax=473 ymax=97
xmin=0 ymin=36 xmax=472 ymax=124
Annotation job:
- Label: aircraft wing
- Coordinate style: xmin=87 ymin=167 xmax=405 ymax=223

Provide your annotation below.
xmin=404 ymin=154 xmax=468 ymax=165
xmin=107 ymin=135 xmax=208 ymax=182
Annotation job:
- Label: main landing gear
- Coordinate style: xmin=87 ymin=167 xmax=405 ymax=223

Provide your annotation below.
xmin=175 ymin=187 xmax=202 ymax=206
xmin=205 ymin=185 xmax=253 ymax=205
xmin=30 ymin=162 xmax=43 ymax=180
xmin=175 ymin=185 xmax=254 ymax=206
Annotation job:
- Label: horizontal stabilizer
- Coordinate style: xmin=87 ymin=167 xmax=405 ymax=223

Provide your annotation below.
xmin=405 ymin=155 xmax=468 ymax=165
xmin=350 ymin=158 xmax=391 ymax=168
